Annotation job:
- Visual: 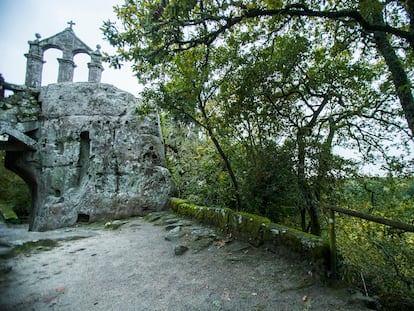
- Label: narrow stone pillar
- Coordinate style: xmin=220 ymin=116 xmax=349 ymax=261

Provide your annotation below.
xmin=25 ymin=34 xmax=44 ymax=88
xmin=57 ymin=58 xmax=76 ymax=83
xmin=88 ymin=45 xmax=104 ymax=83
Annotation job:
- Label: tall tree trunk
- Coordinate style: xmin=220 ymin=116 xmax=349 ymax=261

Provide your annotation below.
xmin=295 ymin=98 xmax=328 ymax=236
xmin=206 ymin=126 xmax=242 ymax=211
xmin=296 ymin=130 xmax=321 ymax=235
xmin=307 ymin=202 xmax=321 ymax=236
xmin=198 ymin=101 xmax=242 ymax=211
xmin=197 ymin=45 xmax=242 ymax=211
xmin=366 ymin=3 xmax=414 ymax=136
xmin=297 ymin=130 xmax=307 ymax=232
xmin=315 ymin=119 xmax=336 ymax=202
xmin=374 ymin=32 xmax=414 ymax=136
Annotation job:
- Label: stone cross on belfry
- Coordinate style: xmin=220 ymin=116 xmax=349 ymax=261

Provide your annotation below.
xmin=67 ymin=20 xmax=76 ymax=29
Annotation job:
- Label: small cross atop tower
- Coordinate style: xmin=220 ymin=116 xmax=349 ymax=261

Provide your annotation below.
xmin=67 ymin=20 xmax=76 ymax=29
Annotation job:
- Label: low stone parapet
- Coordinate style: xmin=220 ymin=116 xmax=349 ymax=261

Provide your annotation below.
xmin=169 ymin=198 xmax=329 ymax=262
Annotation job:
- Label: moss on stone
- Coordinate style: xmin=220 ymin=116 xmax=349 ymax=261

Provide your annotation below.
xmin=228 ymin=212 xmax=270 ymax=242
xmin=216 ymin=207 xmax=233 ymax=229
xmin=170 ymin=200 xmax=232 ymax=229
xmin=12 ymin=239 xmax=60 ymax=257
xmin=169 ymin=198 xmax=188 ymax=211
xmin=262 ymin=223 xmax=329 ymax=260
xmin=0 ymin=203 xmax=19 ymax=223
xmin=169 ymin=197 xmax=329 ymax=262
xmin=178 ymin=203 xmax=206 ymax=220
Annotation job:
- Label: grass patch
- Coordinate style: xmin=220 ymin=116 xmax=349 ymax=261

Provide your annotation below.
xmin=12 ymin=239 xmax=60 ymax=257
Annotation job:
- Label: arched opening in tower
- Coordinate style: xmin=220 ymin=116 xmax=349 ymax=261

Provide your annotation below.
xmin=73 ymin=53 xmax=90 ymax=82
xmin=42 ymin=48 xmax=62 ymax=86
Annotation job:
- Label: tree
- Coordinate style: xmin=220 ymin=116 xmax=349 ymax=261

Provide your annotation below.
xmin=142 ymin=45 xmax=243 ymax=209
xmin=102 ymin=0 xmax=414 ymax=136
xmin=162 ymin=115 xmax=237 ymax=207
xmin=204 ymin=28 xmax=405 ymax=234
xmin=102 ymin=0 xmax=412 ymax=235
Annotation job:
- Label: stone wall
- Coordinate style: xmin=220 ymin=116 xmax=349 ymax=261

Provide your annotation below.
xmin=169 ymin=198 xmax=329 ymax=261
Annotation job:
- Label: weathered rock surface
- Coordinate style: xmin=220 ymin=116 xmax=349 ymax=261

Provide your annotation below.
xmin=146 ymin=211 xmax=221 ymax=254
xmin=2 ymin=82 xmax=175 ymax=231
xmin=174 ymin=244 xmax=189 ymax=256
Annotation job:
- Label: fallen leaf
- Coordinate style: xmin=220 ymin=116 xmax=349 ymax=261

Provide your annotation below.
xmin=213 ymin=240 xmax=226 ymax=248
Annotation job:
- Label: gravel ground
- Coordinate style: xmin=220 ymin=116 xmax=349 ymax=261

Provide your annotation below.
xmin=0 ymin=212 xmax=371 ymax=311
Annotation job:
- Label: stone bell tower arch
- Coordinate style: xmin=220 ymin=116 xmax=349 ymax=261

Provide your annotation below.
xmin=24 ymin=21 xmax=104 ymax=88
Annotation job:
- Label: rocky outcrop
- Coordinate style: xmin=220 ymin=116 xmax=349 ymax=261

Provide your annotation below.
xmin=2 ymin=82 xmax=175 ymax=231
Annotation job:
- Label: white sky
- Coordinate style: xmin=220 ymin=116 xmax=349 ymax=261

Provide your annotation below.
xmin=0 ymin=0 xmax=141 ymax=96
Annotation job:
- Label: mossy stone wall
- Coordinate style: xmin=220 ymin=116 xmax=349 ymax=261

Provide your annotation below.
xmin=169 ymin=198 xmax=329 ymax=262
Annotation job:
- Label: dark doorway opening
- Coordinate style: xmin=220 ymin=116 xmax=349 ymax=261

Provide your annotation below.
xmin=0 ymin=151 xmax=32 ymax=223
xmin=78 ymin=131 xmax=90 ymax=185
xmin=76 ymin=213 xmax=90 ymax=223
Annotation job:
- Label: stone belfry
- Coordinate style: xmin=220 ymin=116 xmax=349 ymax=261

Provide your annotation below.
xmin=0 ymin=24 xmax=175 ymax=231
xmin=24 ymin=21 xmax=104 ymax=88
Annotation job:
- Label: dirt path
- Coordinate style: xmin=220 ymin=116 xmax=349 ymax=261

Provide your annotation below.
xmin=0 ymin=212 xmax=370 ymax=311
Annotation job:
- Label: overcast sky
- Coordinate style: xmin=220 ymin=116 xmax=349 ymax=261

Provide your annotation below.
xmin=0 ymin=0 xmax=140 ymax=96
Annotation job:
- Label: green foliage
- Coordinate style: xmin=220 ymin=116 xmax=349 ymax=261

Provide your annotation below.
xmin=337 ymin=177 xmax=414 ymax=221
xmin=337 ymin=219 xmax=414 ymax=309
xmin=0 ymin=151 xmax=31 ymax=218
xmin=236 ymin=141 xmax=299 ymax=222
xmin=407 ymin=181 xmax=414 ymax=198
xmin=0 ymin=203 xmax=18 ymax=223
xmin=334 ymin=177 xmax=414 ymax=309
xmin=163 ymin=116 xmax=236 ymax=208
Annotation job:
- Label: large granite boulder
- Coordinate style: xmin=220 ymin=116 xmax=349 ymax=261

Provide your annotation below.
xmin=3 ymin=82 xmax=175 ymax=231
